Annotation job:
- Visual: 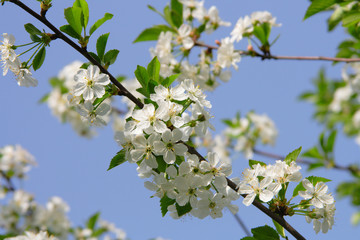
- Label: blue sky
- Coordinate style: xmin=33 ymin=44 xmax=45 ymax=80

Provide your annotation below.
xmin=0 ymin=0 xmax=359 ymax=239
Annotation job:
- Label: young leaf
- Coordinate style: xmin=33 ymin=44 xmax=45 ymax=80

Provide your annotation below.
xmin=161 ymin=73 xmax=180 ymax=87
xmin=104 ymin=49 xmax=120 ymax=65
xmin=160 ymin=194 xmax=176 ymax=217
xmin=251 ymin=225 xmax=280 ymax=240
xmin=64 ymin=7 xmax=83 ymax=36
xmin=107 ymin=149 xmax=126 ymax=171
xmin=155 ymin=156 xmax=167 ymax=173
xmin=342 ymin=12 xmax=360 ymax=27
xmin=60 ymin=24 xmax=81 ymax=39
xmin=163 ymin=5 xmax=175 ymax=27
xmin=272 ymin=219 xmax=286 ymax=238
xmin=88 ymin=52 xmax=101 ymax=64
xmin=89 ymin=13 xmax=113 ymax=36
xmin=86 ymin=212 xmax=100 ymax=230
xmin=133 ymin=25 xmax=174 ymax=43
xmin=136 ymin=87 xmax=150 ymax=98
xmin=24 ymin=23 xmax=42 ymax=36
xmin=170 ymin=0 xmax=183 ymax=28
xmin=249 ymin=160 xmax=267 ymax=169
xmin=147 ymin=56 xmax=160 ymax=83
xmin=175 ymin=202 xmax=192 ymax=217
xmin=326 ymin=130 xmax=337 ymax=153
xmin=73 ymin=0 xmax=89 ymax=28
xmin=134 ymin=65 xmax=149 ymax=89
xmin=302 ymin=146 xmax=323 ymax=159
xmin=32 ymin=46 xmax=46 ymax=71
xmin=96 ymin=33 xmax=109 ymax=61
xmin=253 ymin=25 xmax=267 ymax=45
xmin=304 ymin=0 xmax=337 ymax=20
xmin=284 ymin=146 xmax=302 ymax=165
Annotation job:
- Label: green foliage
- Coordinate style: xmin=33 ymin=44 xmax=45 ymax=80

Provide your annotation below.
xmin=64 ymin=6 xmax=83 ymax=36
xmin=107 ymin=149 xmax=126 ymax=170
xmin=103 ymin=49 xmax=119 ymax=65
xmin=304 ymin=0 xmax=337 ymax=20
xmin=284 ymin=147 xmax=302 ymax=165
xmin=272 ymin=220 xmax=286 ymax=238
xmin=170 ymin=0 xmax=183 ymax=28
xmin=155 ymin=156 xmax=167 ymax=173
xmin=160 ymin=194 xmax=176 ymax=217
xmin=86 ymin=212 xmax=100 ymax=230
xmin=24 ymin=23 xmax=42 ymax=36
xmin=147 ymin=57 xmax=160 ymax=83
xmin=249 ymin=159 xmax=267 ymax=168
xmin=32 ymin=46 xmax=46 ymax=71
xmin=249 ymin=225 xmax=280 ymax=240
xmin=96 ymin=33 xmax=109 ymax=60
xmin=133 ymin=25 xmax=175 ymax=43
xmin=89 ymin=13 xmax=113 ymax=36
xmin=73 ymin=0 xmax=89 ymax=29
xmin=175 ymin=202 xmax=192 ymax=217
xmin=161 ymin=73 xmax=180 ymax=87
xmin=60 ymin=24 xmax=81 ymax=39
xmin=337 ymin=181 xmax=360 ymax=206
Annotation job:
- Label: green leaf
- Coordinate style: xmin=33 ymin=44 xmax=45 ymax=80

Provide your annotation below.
xmin=86 ymin=212 xmax=100 ymax=230
xmin=134 ymin=65 xmax=149 ymax=89
xmin=147 ymin=5 xmax=164 ymax=17
xmin=326 ymin=130 xmax=337 ymax=152
xmin=175 ymin=202 xmax=192 ymax=217
xmin=249 ymin=160 xmax=267 ymax=168
xmin=262 ymin=22 xmax=272 ymax=42
xmin=104 ymin=49 xmax=120 ymax=65
xmin=253 ymin=25 xmax=267 ymax=45
xmin=293 ymin=181 xmax=306 ymax=197
xmin=170 ymin=0 xmax=183 ymax=28
xmin=24 ymin=23 xmax=42 ymax=36
xmin=155 ymin=156 xmax=167 ymax=173
xmin=60 ymin=24 xmax=81 ymax=39
xmin=107 ymin=149 xmax=126 ymax=171
xmin=252 ymin=225 xmax=280 ymax=240
xmin=30 ymin=34 xmax=42 ymax=42
xmin=32 ymin=46 xmax=46 ymax=71
xmin=89 ymin=13 xmax=113 ymax=36
xmin=272 ymin=220 xmax=286 ymax=238
xmin=284 ymin=147 xmax=302 ymax=165
xmin=96 ymin=33 xmax=109 ymax=61
xmin=88 ymin=52 xmax=101 ymax=64
xmin=241 ymin=238 xmax=256 ymax=240
xmin=342 ymin=12 xmax=360 ymax=27
xmin=307 ymin=162 xmax=325 ymax=171
xmin=161 ymin=73 xmax=180 ymax=87
xmin=302 ymin=146 xmax=323 ymax=159
xmin=160 ymin=194 xmax=175 ymax=217
xmin=304 ymin=0 xmax=337 ymax=20
xmin=163 ymin=5 xmax=175 ymax=27
xmin=38 ymin=93 xmax=50 ymax=103
xmin=147 ymin=57 xmax=160 ymax=83
xmin=73 ymin=0 xmax=89 ymax=28
xmin=136 ymin=87 xmax=150 ymax=98
xmin=64 ymin=7 xmax=83 ymax=36
xmin=133 ymin=25 xmax=174 ymax=43
xmin=328 ymin=6 xmax=344 ymax=31
xmin=92 ymin=228 xmax=108 ymax=237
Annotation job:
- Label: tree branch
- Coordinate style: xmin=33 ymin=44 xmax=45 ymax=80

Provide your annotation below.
xmin=195 ymin=41 xmax=360 ymax=63
xmin=253 ymin=148 xmax=360 ymax=175
xmin=5 ymin=1 xmax=306 ymax=239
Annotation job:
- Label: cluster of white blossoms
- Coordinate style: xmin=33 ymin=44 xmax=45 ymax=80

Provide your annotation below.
xmin=0 ymin=33 xmax=37 ymax=87
xmin=223 ymin=112 xmax=278 ymax=159
xmin=237 ymin=160 xmax=336 ymax=234
xmin=114 ymin=78 xmax=239 ymax=219
xmin=45 ymin=61 xmax=113 ymax=137
xmin=0 ymin=145 xmax=37 ymax=198
xmin=5 ymin=231 xmax=57 ymax=240
xmin=231 ymin=11 xmax=281 ymax=43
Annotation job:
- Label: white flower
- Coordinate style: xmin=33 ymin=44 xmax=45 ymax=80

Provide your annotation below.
xmin=5 ymin=231 xmax=57 ymax=240
xmin=205 ymin=6 xmax=231 ymax=33
xmin=150 ymin=84 xmax=187 ymax=103
xmin=73 ymin=65 xmax=110 ymax=100
xmin=217 ymin=37 xmax=241 ymax=70
xmin=329 ymin=85 xmax=353 ymax=112
xmin=0 ymin=33 xmax=17 ymax=61
xmin=177 ymin=24 xmax=194 ymax=49
xmin=131 ymin=133 xmax=161 ymax=168
xmin=150 ymin=31 xmax=174 ymax=64
xmin=238 ymin=176 xmax=274 ymax=206
xmin=192 ymin=191 xmax=227 ymax=219
xmin=174 ymin=175 xmax=202 ymax=207
xmin=132 ymin=103 xmax=169 ymax=134
xmin=306 ymin=203 xmax=336 ymax=234
xmin=0 ymin=145 xmax=36 ymax=178
xmin=230 ymin=16 xmax=252 ymax=42
xmin=58 ymin=60 xmax=83 ymax=89
xmin=76 ymin=101 xmax=111 ymax=126
xmin=114 ymin=131 xmax=135 ymax=163
xmin=154 ymin=129 xmax=187 ymax=164
xmin=251 ymin=11 xmax=281 ymax=27
xmin=181 ymin=79 xmax=212 ymax=108
xmin=299 ymin=179 xmax=334 ymax=208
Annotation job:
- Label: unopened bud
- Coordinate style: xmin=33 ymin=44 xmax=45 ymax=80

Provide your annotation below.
xmin=247 ymin=45 xmax=254 ymax=52
xmin=215 ymin=40 xmax=221 ymax=46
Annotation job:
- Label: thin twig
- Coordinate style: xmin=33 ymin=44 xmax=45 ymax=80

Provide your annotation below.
xmin=195 ymin=41 xmax=360 ymax=63
xmin=0 ymin=171 xmax=15 ymax=191
xmin=5 ymin=2 xmax=306 ymax=239
xmin=253 ymin=148 xmax=359 ymax=175
xmin=233 ymin=213 xmax=251 ymax=237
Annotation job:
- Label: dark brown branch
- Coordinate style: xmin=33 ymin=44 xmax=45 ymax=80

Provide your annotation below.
xmin=253 ymin=148 xmax=359 ymax=175
xmin=6 ymin=1 xmax=306 ymax=239
xmin=195 ymin=41 xmax=360 ymax=63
